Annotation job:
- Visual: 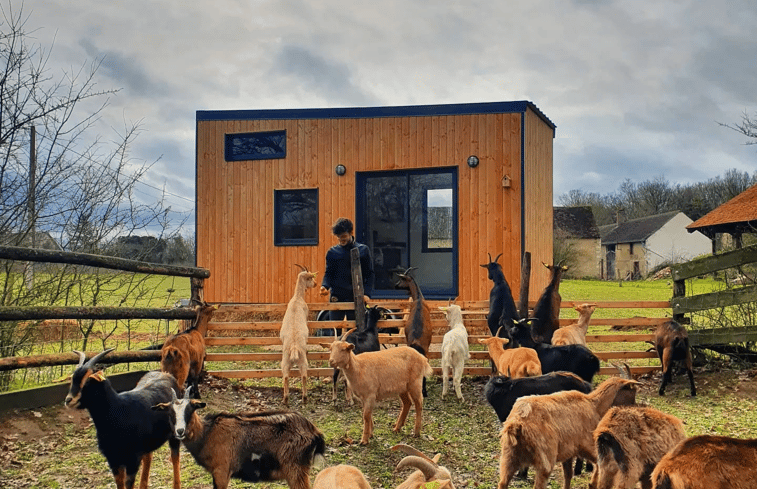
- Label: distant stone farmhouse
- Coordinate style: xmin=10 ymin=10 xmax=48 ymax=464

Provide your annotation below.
xmin=599 ymin=210 xmax=711 ymax=280
xmin=553 ymin=206 xmax=601 ymax=278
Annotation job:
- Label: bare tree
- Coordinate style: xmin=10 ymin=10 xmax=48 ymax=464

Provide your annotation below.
xmin=720 ymin=110 xmax=757 ymax=146
xmin=0 ymin=4 xmax=184 ymax=388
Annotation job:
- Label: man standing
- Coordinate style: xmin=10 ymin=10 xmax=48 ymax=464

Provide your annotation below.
xmin=320 ymin=217 xmax=374 ymax=322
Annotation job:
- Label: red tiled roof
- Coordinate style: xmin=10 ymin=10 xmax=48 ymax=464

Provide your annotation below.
xmin=687 ymin=183 xmax=757 ymax=230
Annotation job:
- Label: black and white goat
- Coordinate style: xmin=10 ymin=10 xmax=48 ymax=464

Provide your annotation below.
xmin=153 ymin=388 xmax=325 ymax=489
xmin=64 ymin=348 xmax=181 ymax=489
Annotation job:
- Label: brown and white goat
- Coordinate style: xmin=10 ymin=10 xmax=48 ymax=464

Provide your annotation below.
xmin=280 ymin=264 xmax=318 ymax=405
xmin=654 ymin=320 xmax=696 ymax=396
xmin=321 ymin=340 xmax=432 ymax=445
xmin=153 ymin=388 xmax=325 ymax=489
xmin=530 ymin=262 xmax=568 ymax=344
xmin=479 ymin=327 xmax=541 ymax=379
xmin=593 ymin=405 xmax=686 ymax=489
xmin=498 ymin=376 xmax=639 ymax=489
xmin=651 ymin=435 xmax=757 ymax=489
xmin=551 ymin=303 xmax=597 ymax=347
xmin=392 ymin=444 xmax=455 ymax=489
xmin=161 ymin=302 xmax=217 ymax=398
xmin=314 ymin=464 xmax=371 ymax=489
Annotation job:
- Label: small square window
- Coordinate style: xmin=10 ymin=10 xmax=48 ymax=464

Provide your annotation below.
xmin=225 ymin=130 xmax=286 ymax=161
xmin=274 ymin=189 xmax=318 ymax=246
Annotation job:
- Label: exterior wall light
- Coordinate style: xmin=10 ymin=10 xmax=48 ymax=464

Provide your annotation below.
xmin=335 ymin=164 xmax=347 ymax=176
xmin=467 ymin=155 xmax=479 ymax=168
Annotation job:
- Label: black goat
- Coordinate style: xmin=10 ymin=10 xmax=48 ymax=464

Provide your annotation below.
xmin=484 ymin=371 xmax=593 ymax=423
xmin=655 ymin=319 xmax=696 ymax=396
xmin=331 ymin=305 xmax=384 ymax=404
xmin=507 ymin=317 xmax=600 ymax=383
xmin=153 ymin=388 xmax=325 ymax=489
xmin=481 ymin=252 xmax=520 ymax=338
xmin=64 ymin=349 xmax=180 ymax=489
xmin=530 ymin=262 xmax=568 ymax=343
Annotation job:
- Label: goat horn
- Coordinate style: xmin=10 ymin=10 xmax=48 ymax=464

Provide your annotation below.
xmin=396 ymin=456 xmax=439 ymax=480
xmin=391 ymin=444 xmax=434 ymax=463
xmin=494 ymin=325 xmax=504 ymax=337
xmin=83 ymin=348 xmax=114 ymax=369
xmin=72 ymin=350 xmax=87 ymax=367
xmin=183 ymin=386 xmax=193 ymax=399
xmin=493 ymin=253 xmax=502 ymax=263
xmin=294 ymin=264 xmax=308 ymax=272
xmin=487 ymin=252 xmax=493 ymax=262
xmin=340 ymin=327 xmax=357 ymax=341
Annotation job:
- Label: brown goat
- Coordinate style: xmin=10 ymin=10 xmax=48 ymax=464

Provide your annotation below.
xmin=593 ymin=405 xmax=686 ymax=489
xmin=395 ymin=267 xmax=433 ymax=397
xmin=498 ymin=376 xmax=639 ymax=489
xmin=478 ymin=331 xmax=542 ymax=379
xmin=552 ymin=303 xmax=597 ymax=347
xmin=322 ymin=340 xmax=432 ymax=445
xmin=654 ymin=320 xmax=696 ymax=396
xmin=314 ymin=464 xmax=371 ymax=489
xmin=530 ymin=262 xmax=568 ymax=344
xmin=161 ymin=302 xmax=217 ymax=398
xmin=651 ymin=435 xmax=757 ymax=489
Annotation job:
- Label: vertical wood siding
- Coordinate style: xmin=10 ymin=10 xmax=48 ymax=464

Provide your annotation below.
xmin=197 ymin=110 xmax=553 ymax=304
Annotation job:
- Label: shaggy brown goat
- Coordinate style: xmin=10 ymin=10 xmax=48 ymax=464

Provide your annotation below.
xmin=478 ymin=329 xmax=541 ymax=379
xmin=161 ymin=302 xmax=217 ymax=398
xmin=498 ymin=376 xmax=639 ymax=489
xmin=651 ymin=435 xmax=757 ymax=489
xmin=153 ymin=388 xmax=325 ymax=489
xmin=654 ymin=320 xmax=696 ymax=396
xmin=593 ymin=405 xmax=686 ymax=489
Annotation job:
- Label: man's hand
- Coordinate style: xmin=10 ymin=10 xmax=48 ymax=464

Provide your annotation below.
xmin=319 ymin=286 xmax=330 ymax=296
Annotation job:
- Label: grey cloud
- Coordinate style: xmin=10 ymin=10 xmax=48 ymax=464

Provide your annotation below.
xmin=79 ymin=39 xmax=169 ymax=97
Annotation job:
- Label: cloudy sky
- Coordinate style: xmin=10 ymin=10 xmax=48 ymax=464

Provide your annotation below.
xmin=17 ymin=0 xmax=757 ymax=232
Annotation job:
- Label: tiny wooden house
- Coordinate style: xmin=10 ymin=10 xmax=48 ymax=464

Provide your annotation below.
xmin=195 ymin=101 xmax=555 ymax=304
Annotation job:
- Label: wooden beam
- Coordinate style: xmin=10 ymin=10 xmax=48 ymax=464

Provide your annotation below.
xmin=0 ymin=306 xmax=198 ymax=321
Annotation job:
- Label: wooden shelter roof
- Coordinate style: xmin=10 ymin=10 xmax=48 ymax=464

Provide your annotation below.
xmin=687 ymin=183 xmax=757 ymax=237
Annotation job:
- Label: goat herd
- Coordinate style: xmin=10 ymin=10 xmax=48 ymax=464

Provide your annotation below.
xmin=60 ymin=256 xmax=756 ymax=489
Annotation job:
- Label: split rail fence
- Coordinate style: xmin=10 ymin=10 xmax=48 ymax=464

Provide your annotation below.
xmin=205 ymin=299 xmax=667 ymax=379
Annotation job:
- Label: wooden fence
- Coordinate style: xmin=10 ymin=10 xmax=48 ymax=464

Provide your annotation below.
xmin=204 ymin=299 xmax=668 ymax=379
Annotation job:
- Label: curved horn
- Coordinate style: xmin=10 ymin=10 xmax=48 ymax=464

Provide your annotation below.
xmin=494 ymin=325 xmax=504 ymax=337
xmin=391 ymin=444 xmax=434 ymax=463
xmin=487 ymin=252 xmax=493 ymax=263
xmin=72 ymin=350 xmax=87 ymax=367
xmin=493 ymin=253 xmax=502 ymax=263
xmin=84 ymin=348 xmax=114 ymax=369
xmin=294 ymin=264 xmax=308 ymax=272
xmin=183 ymin=386 xmax=193 ymax=399
xmin=340 ymin=327 xmax=357 ymax=341
xmin=613 ymin=362 xmax=632 ymax=379
xmin=396 ymin=456 xmax=438 ymax=480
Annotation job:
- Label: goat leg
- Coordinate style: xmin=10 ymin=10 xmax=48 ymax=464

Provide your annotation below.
xmin=169 ymin=438 xmax=181 ymax=489
xmin=138 ymin=452 xmax=152 ymax=489
xmin=560 ymin=459 xmax=573 ymax=489
xmin=394 ymin=392 xmax=412 ymax=433
xmin=686 ymin=357 xmax=697 ymax=396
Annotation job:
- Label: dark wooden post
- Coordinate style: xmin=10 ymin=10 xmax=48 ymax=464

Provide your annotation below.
xmin=672 ymin=278 xmax=686 ymax=323
xmin=350 ymin=247 xmax=366 ymax=331
xmin=518 ymin=251 xmax=531 ymax=318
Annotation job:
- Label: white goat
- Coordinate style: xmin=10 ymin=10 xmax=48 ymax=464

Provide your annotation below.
xmin=498 ymin=376 xmax=640 ymax=489
xmin=439 ymin=304 xmax=470 ymax=400
xmin=280 ymin=264 xmax=317 ymax=405
xmin=551 ymin=303 xmax=597 ymax=346
xmin=594 ymin=405 xmax=686 ymax=489
xmin=393 ymin=444 xmax=455 ymax=489
xmin=314 ymin=464 xmax=371 ymax=489
xmin=321 ymin=340 xmax=432 ymax=445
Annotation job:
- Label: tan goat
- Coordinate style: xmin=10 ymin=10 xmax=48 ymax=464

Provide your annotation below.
xmin=314 ymin=464 xmax=371 ymax=489
xmin=393 ymin=444 xmax=455 ymax=489
xmin=594 ymin=405 xmax=686 ymax=489
xmin=321 ymin=341 xmax=432 ymax=445
xmin=478 ymin=329 xmax=541 ymax=378
xmin=498 ymin=376 xmax=639 ymax=489
xmin=280 ymin=264 xmax=318 ymax=405
xmin=552 ymin=303 xmax=597 ymax=347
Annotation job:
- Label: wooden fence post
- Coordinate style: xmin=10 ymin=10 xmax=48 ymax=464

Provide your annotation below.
xmin=350 ymin=247 xmax=365 ymax=331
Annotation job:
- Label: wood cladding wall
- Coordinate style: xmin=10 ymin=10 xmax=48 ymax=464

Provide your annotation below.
xmin=196 ymin=105 xmax=555 ymax=304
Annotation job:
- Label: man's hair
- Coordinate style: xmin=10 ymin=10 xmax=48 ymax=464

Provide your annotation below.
xmin=332 ymin=217 xmax=353 ymax=235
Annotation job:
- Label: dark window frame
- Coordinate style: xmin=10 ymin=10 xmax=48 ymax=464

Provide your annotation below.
xmin=225 ymin=130 xmax=287 ymax=161
xmin=274 ymin=188 xmax=319 ymax=246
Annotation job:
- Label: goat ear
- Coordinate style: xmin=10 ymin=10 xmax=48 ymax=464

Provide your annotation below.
xmin=319 ymin=343 xmax=333 ymax=350
xmin=345 ymin=343 xmax=356 ymax=352
xmin=152 ymin=402 xmax=171 ymax=411
xmin=190 ymin=400 xmax=207 ymax=410
xmin=90 ymin=371 xmax=106 ymax=382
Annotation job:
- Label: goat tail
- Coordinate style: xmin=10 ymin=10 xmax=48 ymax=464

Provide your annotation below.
xmin=596 ymin=432 xmax=628 ymax=473
xmin=501 ymin=423 xmax=520 ymax=447
xmin=525 ymin=362 xmax=542 ymax=377
xmin=423 ymin=360 xmax=433 ymax=378
xmin=287 ymin=343 xmax=306 ymax=365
